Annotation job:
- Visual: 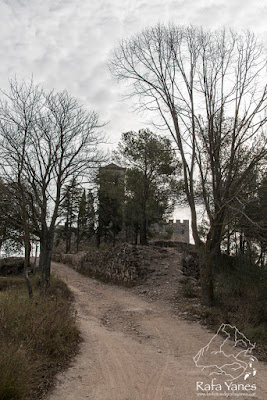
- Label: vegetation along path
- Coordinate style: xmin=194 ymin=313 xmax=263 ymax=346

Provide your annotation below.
xmin=47 ymin=261 xmax=267 ymax=400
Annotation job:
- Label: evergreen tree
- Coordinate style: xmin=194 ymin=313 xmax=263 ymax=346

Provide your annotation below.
xmin=86 ymin=190 xmax=95 ymax=238
xmin=60 ymin=178 xmax=81 ymax=253
xmin=76 ymin=189 xmax=95 ymax=250
xmin=96 ymin=165 xmax=125 ymax=246
xmin=115 ymin=129 xmax=180 ymax=245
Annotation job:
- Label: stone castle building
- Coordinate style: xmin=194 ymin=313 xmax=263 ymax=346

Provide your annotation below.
xmin=151 ymin=219 xmax=190 ymax=243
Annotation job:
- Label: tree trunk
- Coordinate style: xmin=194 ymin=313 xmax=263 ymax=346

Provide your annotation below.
xmin=135 ymin=228 xmax=138 ymax=245
xmin=226 ymin=227 xmax=231 ymax=255
xmin=76 ymin=223 xmax=80 ymax=252
xmin=65 ymin=220 xmax=71 ymax=253
xmin=199 ymin=249 xmax=214 ymax=306
xmin=96 ymin=228 xmax=101 ymax=248
xmin=198 ymin=217 xmax=224 ymax=306
xmin=34 ymin=243 xmax=38 ymax=272
xmin=240 ymin=232 xmax=245 ymax=254
xmin=140 ymin=211 xmax=148 ymax=246
xmin=24 ymin=239 xmax=33 ymax=299
xmin=39 ymin=230 xmax=54 ymax=290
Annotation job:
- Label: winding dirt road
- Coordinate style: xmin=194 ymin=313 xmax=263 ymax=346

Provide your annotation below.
xmin=47 ymin=261 xmax=267 ymax=400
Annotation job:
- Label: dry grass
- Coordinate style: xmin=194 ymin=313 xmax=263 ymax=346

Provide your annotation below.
xmin=0 ymin=275 xmax=81 ymax=400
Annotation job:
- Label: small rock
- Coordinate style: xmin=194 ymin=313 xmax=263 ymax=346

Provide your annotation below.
xmin=157 ymin=349 xmax=162 ymax=353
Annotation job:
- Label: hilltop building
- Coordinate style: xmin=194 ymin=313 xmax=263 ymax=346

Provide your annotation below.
xmin=151 ymin=219 xmax=190 ymax=243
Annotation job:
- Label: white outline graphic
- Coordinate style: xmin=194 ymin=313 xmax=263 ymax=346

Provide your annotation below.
xmin=193 ymin=323 xmax=257 ymax=381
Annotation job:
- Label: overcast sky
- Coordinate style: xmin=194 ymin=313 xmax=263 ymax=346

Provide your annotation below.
xmin=1 ymin=0 xmax=266 ymax=141
xmin=1 ymin=0 xmax=266 ymax=225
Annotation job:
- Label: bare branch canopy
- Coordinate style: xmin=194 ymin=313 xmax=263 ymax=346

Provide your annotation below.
xmin=110 ymin=25 xmax=267 ymax=305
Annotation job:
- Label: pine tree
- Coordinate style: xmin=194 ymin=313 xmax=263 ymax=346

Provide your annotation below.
xmin=60 ymin=178 xmax=81 ymax=253
xmin=115 ymin=129 xmax=179 ymax=245
xmin=96 ymin=165 xmax=125 ymax=246
xmin=76 ymin=189 xmax=95 ymax=251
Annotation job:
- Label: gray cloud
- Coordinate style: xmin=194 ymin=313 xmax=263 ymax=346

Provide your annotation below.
xmin=0 ymin=0 xmax=266 ymax=142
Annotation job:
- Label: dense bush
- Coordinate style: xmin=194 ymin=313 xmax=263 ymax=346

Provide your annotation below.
xmin=214 ymin=254 xmax=267 ymax=346
xmin=180 ymin=250 xmax=267 ymax=355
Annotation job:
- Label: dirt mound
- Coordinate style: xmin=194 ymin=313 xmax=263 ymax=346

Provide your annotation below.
xmin=55 ymin=244 xmax=169 ymax=286
xmin=79 ymin=243 xmax=150 ymax=285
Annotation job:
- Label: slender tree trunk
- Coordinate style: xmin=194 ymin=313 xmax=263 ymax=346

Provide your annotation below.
xmin=240 ymin=232 xmax=244 ymax=254
xmin=24 ymin=239 xmax=33 ymax=299
xmin=68 ymin=229 xmax=72 ymax=253
xmin=39 ymin=229 xmax=54 ymax=290
xmin=226 ymin=227 xmax=231 ymax=255
xmin=96 ymin=228 xmax=101 ymax=247
xmin=21 ymin=199 xmax=33 ymax=299
xmin=34 ymin=243 xmax=38 ymax=273
xmin=140 ymin=210 xmax=148 ymax=246
xmin=135 ymin=228 xmax=138 ymax=245
xmin=76 ymin=223 xmax=80 ymax=252
xmin=65 ymin=219 xmax=69 ymax=253
xmin=199 ymin=249 xmax=214 ymax=307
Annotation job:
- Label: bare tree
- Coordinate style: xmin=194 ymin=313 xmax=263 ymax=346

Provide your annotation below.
xmin=0 ymin=78 xmax=104 ymax=289
xmin=0 ymin=179 xmax=25 ymax=256
xmin=0 ymin=79 xmax=42 ymax=297
xmin=110 ymin=25 xmax=267 ymax=305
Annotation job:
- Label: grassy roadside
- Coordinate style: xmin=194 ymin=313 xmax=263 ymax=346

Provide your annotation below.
xmin=179 ymin=254 xmax=267 ymax=361
xmin=0 ymin=275 xmax=81 ymax=400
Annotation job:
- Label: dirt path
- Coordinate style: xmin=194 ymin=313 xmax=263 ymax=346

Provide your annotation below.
xmin=47 ymin=261 xmax=267 ymax=400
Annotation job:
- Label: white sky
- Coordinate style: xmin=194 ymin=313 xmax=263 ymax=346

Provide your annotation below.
xmin=1 ymin=0 xmax=266 ymax=233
